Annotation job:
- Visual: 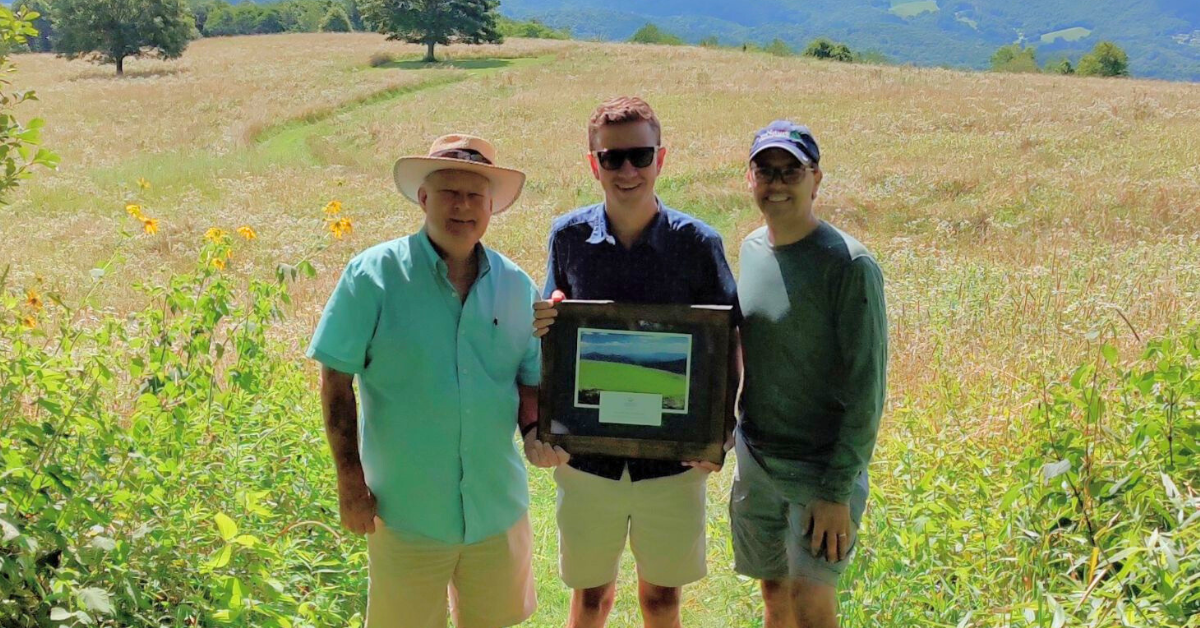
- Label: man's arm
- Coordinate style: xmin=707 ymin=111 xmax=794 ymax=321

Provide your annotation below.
xmin=320 ymin=365 xmax=377 ymax=535
xmin=820 ymin=257 xmax=888 ymax=503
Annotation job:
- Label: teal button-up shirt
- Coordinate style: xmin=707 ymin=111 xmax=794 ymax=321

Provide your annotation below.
xmin=307 ymin=228 xmax=541 ymax=544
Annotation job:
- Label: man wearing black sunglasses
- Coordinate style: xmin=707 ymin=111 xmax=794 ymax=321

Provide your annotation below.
xmin=732 ymin=121 xmax=888 ymax=628
xmin=527 ymin=97 xmax=738 ymax=628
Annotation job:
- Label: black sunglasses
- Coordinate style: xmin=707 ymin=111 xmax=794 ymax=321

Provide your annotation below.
xmin=592 ymin=146 xmax=658 ymax=171
xmin=751 ymin=165 xmax=810 ymax=185
xmin=432 ymin=148 xmax=493 ymax=165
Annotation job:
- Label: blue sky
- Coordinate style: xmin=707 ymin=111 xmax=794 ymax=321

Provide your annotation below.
xmin=579 ymin=330 xmax=690 ymax=361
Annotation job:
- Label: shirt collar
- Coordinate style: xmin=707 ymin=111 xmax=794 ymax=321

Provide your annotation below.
xmin=586 ymin=198 xmax=666 ymax=248
xmin=416 ymin=227 xmax=491 ymax=279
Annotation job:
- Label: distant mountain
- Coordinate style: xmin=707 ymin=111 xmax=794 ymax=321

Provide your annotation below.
xmin=498 ymin=0 xmax=1200 ymax=81
xmin=581 ymin=352 xmax=690 ymax=375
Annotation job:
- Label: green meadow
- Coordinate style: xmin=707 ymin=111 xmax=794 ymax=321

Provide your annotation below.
xmin=576 ymin=359 xmax=688 ymax=411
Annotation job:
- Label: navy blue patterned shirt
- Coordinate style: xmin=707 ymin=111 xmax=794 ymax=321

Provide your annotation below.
xmin=543 ymin=200 xmax=739 ymax=481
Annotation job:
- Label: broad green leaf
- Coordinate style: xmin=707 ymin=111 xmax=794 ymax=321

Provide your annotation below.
xmin=79 ymin=587 xmax=113 ymax=614
xmin=208 ymin=544 xmax=232 ymax=570
xmin=215 ymin=512 xmax=237 ymax=541
xmin=1042 ymin=459 xmax=1071 ymax=482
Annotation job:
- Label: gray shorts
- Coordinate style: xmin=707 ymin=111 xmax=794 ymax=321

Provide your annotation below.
xmin=729 ymin=432 xmax=869 ymax=586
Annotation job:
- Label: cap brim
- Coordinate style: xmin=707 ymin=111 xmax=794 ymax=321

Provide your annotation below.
xmin=750 ymin=141 xmax=812 ymax=166
xmin=392 ymin=157 xmax=526 ymax=215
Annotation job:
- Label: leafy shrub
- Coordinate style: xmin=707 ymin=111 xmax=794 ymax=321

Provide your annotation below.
xmin=0 ymin=196 xmax=361 ymax=627
xmin=764 ymin=38 xmax=793 ymax=57
xmin=991 ymin=43 xmax=1039 ymax=73
xmin=629 ymin=23 xmax=683 ymax=46
xmin=496 ymin=16 xmax=569 ymax=40
xmin=368 ymin=50 xmax=395 ymax=67
xmin=319 ymin=6 xmax=354 ymax=33
xmin=1078 ymin=41 xmax=1130 ymax=77
xmin=803 ymin=37 xmax=853 ymax=62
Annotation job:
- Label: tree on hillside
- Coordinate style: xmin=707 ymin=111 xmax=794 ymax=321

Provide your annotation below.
xmin=629 ymin=23 xmax=683 ymax=46
xmin=359 ymin=0 xmax=502 ymax=63
xmin=990 ymin=43 xmax=1038 ymax=73
xmin=320 ymin=5 xmax=354 ymax=32
xmin=51 ymin=0 xmax=194 ymax=76
xmin=698 ymin=35 xmax=719 ymax=47
xmin=765 ymin=38 xmax=793 ymax=56
xmin=803 ymin=38 xmax=853 ymax=62
xmin=1078 ymin=41 xmax=1129 ymax=77
xmin=1045 ymin=57 xmax=1074 ymax=75
xmin=12 ymin=0 xmax=52 ymax=52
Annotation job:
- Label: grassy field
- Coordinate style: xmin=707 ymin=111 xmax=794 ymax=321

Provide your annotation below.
xmin=1041 ymin=27 xmax=1094 ymax=45
xmin=576 ymin=360 xmax=688 ymax=410
xmin=3 ymin=32 xmax=1199 ymax=627
xmin=889 ymin=1 xmax=940 ymax=18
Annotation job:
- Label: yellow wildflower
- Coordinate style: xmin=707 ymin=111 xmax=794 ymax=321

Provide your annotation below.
xmin=26 ymin=289 xmax=43 ymax=310
xmin=329 ymin=217 xmax=353 ymax=239
xmin=212 ymin=258 xmax=226 ymax=271
xmin=137 ymin=178 xmax=151 ymax=190
xmin=323 ymin=200 xmax=343 ymax=216
xmin=142 ymin=218 xmax=159 ymax=235
xmin=204 ymin=227 xmax=228 ymax=243
xmin=22 ymin=315 xmax=36 ymax=329
xmin=236 ymin=225 xmax=257 ymax=241
xmin=125 ymin=203 xmax=144 ymax=219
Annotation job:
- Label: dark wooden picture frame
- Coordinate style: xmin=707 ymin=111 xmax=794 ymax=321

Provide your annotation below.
xmin=538 ymin=301 xmax=736 ymax=464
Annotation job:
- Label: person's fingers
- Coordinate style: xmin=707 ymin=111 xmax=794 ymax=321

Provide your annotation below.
xmin=826 ymin=532 xmax=839 ymax=563
xmin=533 ymin=307 xmax=559 ymax=319
xmin=810 ymin=517 xmax=824 ymax=557
xmin=364 ymin=515 xmax=376 ymax=535
xmin=552 ymin=445 xmax=570 ymax=465
xmin=550 ymin=290 xmax=566 ymax=303
xmin=837 ymin=530 xmax=849 ymax=561
xmin=533 ymin=300 xmax=553 ymax=310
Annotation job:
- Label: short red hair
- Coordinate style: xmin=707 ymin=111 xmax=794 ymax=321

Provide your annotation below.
xmin=587 ymin=96 xmax=662 ymax=150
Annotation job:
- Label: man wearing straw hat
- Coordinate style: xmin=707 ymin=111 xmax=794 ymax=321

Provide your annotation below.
xmin=308 ymin=134 xmax=550 ymax=628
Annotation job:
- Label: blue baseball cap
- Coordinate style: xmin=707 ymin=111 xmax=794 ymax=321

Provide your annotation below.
xmin=749 ymin=120 xmax=820 ymax=166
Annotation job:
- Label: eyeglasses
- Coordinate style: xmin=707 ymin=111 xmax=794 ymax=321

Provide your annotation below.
xmin=592 ymin=146 xmax=659 ymax=171
xmin=751 ymin=165 xmax=809 ymax=185
xmin=432 ymin=148 xmax=493 ymax=165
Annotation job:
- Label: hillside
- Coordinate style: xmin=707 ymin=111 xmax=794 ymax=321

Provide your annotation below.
xmin=499 ymin=0 xmax=1200 ymax=80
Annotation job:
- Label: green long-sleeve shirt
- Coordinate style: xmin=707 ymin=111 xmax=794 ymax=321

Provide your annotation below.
xmin=737 ymin=222 xmax=888 ymax=503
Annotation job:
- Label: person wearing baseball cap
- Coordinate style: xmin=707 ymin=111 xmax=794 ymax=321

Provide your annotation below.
xmin=732 ymin=120 xmax=888 ymax=628
xmin=307 ymin=134 xmax=546 ymax=628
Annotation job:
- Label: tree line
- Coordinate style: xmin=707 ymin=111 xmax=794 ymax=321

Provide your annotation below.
xmin=11 ymin=0 xmax=572 ymax=73
xmin=632 ymin=23 xmax=886 ymax=64
xmin=990 ymin=40 xmax=1130 ymax=77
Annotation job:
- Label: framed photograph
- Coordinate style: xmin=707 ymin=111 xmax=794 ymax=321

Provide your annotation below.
xmin=538 ymin=301 xmax=736 ymax=464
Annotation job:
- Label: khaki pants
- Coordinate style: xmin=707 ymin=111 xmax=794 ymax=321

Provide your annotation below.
xmin=365 ymin=515 xmax=536 ymax=628
xmin=554 ymin=465 xmax=708 ymax=589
